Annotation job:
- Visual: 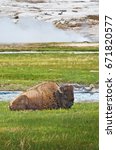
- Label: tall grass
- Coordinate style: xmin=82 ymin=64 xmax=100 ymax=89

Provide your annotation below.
xmin=0 ymin=102 xmax=99 ymax=150
xmin=0 ymin=53 xmax=99 ymax=90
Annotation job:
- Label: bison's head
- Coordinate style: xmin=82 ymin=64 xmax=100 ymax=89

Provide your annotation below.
xmin=9 ymin=95 xmax=29 ymax=111
xmin=56 ymin=85 xmax=74 ymax=108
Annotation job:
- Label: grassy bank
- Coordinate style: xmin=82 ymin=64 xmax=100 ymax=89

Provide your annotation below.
xmin=0 ymin=43 xmax=99 ymax=51
xmin=0 ymin=102 xmax=99 ymax=150
xmin=0 ymin=53 xmax=99 ymax=90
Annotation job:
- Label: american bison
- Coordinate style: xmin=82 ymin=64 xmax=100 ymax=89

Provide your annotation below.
xmin=9 ymin=82 xmax=74 ymax=110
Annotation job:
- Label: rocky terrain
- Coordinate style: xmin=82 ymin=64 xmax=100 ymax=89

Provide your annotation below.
xmin=0 ymin=0 xmax=99 ymax=42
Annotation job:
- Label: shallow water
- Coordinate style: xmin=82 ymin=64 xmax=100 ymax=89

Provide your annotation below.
xmin=0 ymin=91 xmax=23 ymax=102
xmin=74 ymin=91 xmax=98 ymax=102
xmin=0 ymin=89 xmax=99 ymax=102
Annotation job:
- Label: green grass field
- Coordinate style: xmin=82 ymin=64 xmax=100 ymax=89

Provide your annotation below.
xmin=0 ymin=102 xmax=99 ymax=150
xmin=0 ymin=53 xmax=98 ymax=90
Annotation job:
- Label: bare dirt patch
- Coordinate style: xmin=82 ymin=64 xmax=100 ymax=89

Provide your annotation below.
xmin=54 ymin=15 xmax=99 ymax=30
xmin=87 ymin=15 xmax=99 ymax=21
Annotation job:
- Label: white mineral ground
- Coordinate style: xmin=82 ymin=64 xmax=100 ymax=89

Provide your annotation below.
xmin=0 ymin=0 xmax=99 ymax=43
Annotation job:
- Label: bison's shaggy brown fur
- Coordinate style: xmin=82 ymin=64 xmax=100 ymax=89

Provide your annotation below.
xmin=9 ymin=82 xmax=74 ymax=110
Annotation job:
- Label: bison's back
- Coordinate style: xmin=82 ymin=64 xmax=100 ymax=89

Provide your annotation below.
xmin=23 ymin=82 xmax=59 ymax=109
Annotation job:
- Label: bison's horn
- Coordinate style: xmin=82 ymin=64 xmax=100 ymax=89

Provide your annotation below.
xmin=58 ymin=87 xmax=63 ymax=94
